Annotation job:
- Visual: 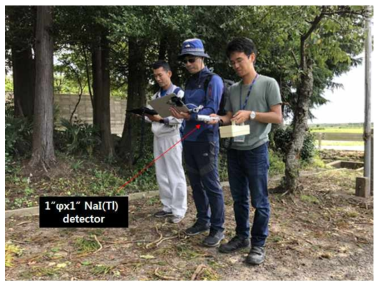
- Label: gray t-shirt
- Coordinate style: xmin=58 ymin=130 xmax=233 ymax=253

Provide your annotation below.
xmin=225 ymin=74 xmax=282 ymax=150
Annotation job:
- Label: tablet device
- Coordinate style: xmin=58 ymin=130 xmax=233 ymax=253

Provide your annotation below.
xmin=149 ymin=93 xmax=189 ymax=118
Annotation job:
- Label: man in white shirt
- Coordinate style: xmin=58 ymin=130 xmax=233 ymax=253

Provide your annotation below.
xmin=145 ymin=60 xmax=187 ymax=223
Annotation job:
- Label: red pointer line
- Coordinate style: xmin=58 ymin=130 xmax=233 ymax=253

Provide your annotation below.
xmin=117 ymin=124 xmax=201 ymax=194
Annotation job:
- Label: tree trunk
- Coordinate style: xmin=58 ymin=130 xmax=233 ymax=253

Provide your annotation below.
xmin=92 ymin=45 xmax=102 ymax=128
xmin=29 ymin=6 xmax=56 ymax=169
xmin=8 ymin=6 xmax=36 ymax=118
xmin=100 ymin=34 xmax=115 ymax=157
xmin=158 ymin=36 xmax=167 ymax=60
xmin=12 ymin=46 xmax=35 ymax=118
xmin=284 ymin=60 xmax=313 ymax=192
xmin=167 ymin=36 xmax=181 ymax=87
xmin=119 ymin=37 xmax=147 ymax=166
xmin=91 ymin=34 xmax=115 ymax=158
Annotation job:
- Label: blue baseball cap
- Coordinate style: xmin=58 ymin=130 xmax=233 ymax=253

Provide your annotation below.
xmin=178 ymin=38 xmax=210 ymax=59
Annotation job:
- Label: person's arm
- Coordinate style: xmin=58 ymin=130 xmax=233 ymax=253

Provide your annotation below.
xmin=232 ymin=104 xmax=282 ymax=124
xmin=146 ymin=114 xmax=162 ymax=122
xmin=162 ymin=89 xmax=184 ymax=125
xmin=207 ymin=112 xmax=233 ymax=125
xmin=207 ymin=81 xmax=233 ymax=125
xmin=189 ymin=75 xmax=224 ymax=121
xmin=233 ymin=78 xmax=283 ymax=124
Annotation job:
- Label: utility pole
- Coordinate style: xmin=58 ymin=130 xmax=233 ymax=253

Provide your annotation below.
xmin=356 ymin=7 xmax=372 ymax=198
xmin=363 ymin=8 xmax=372 ymax=194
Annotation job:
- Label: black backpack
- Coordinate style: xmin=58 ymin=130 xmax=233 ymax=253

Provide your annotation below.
xmin=201 ymin=73 xmax=234 ymax=116
xmin=201 ymin=74 xmax=234 ymax=152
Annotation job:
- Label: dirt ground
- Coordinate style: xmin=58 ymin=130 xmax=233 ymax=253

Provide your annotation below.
xmin=5 ymin=166 xmax=373 ymax=281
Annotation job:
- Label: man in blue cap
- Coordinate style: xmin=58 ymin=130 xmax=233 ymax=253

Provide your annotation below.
xmin=170 ymin=38 xmax=225 ymax=247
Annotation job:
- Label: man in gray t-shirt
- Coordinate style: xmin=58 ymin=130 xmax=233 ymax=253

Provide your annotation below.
xmin=209 ymin=37 xmax=282 ymax=265
xmin=225 ymin=74 xmax=282 ymax=150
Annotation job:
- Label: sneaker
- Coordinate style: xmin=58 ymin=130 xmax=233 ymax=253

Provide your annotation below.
xmin=154 ymin=210 xmax=173 ymax=218
xmin=246 ymin=246 xmax=266 ymax=265
xmin=168 ymin=215 xmax=184 ymax=224
xmin=219 ymin=235 xmax=250 ymax=253
xmin=203 ymin=229 xmax=225 ymax=247
xmin=185 ymin=222 xmax=210 ymax=236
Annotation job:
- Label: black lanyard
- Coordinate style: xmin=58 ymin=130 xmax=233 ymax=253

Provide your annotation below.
xmin=239 ymin=74 xmax=259 ymax=110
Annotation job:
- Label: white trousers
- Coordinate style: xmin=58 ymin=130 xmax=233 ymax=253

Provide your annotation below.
xmin=153 ymin=134 xmax=187 ymax=217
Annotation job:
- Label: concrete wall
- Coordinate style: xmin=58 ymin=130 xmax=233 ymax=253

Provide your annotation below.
xmin=54 ymin=94 xmax=126 ymax=135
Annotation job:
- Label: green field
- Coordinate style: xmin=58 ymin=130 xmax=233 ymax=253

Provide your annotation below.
xmin=310 ymin=127 xmax=363 ymax=134
xmin=315 ymin=140 xmax=364 ymax=146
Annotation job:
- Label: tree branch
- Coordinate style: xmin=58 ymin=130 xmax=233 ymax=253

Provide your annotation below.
xmin=291 ymin=50 xmax=300 ymax=69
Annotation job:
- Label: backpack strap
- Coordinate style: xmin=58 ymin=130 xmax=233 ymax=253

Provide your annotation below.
xmin=203 ymin=73 xmax=214 ymax=105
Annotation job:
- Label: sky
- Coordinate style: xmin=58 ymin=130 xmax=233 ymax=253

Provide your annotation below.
xmin=309 ymin=54 xmax=374 ymax=125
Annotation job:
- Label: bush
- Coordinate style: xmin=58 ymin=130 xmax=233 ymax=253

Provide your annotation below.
xmin=57 ymin=118 xmax=101 ymax=156
xmin=300 ymin=131 xmax=316 ymax=163
xmin=272 ymin=126 xmax=316 ymax=164
xmin=269 ymin=149 xmax=285 ymax=176
xmin=5 ymin=102 xmax=33 ymax=158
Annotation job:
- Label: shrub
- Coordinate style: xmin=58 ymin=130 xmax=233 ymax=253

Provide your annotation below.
xmin=269 ymin=149 xmax=285 ymax=176
xmin=300 ymin=131 xmax=316 ymax=162
xmin=57 ymin=118 xmax=101 ymax=156
xmin=272 ymin=125 xmax=316 ymax=164
xmin=5 ymin=102 xmax=33 ymax=158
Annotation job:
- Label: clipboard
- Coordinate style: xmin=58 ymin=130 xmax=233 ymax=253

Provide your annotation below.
xmin=148 ymin=93 xmax=189 ymax=118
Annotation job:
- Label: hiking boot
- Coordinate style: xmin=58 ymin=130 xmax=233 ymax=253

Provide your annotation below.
xmin=154 ymin=210 xmax=173 ymax=218
xmin=219 ymin=235 xmax=250 ymax=253
xmin=203 ymin=229 xmax=225 ymax=247
xmin=167 ymin=215 xmax=184 ymax=224
xmin=246 ymin=246 xmax=266 ymax=265
xmin=185 ymin=222 xmax=210 ymax=236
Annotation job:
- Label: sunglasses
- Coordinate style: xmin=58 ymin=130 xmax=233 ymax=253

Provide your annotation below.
xmin=182 ymin=58 xmax=197 ymax=64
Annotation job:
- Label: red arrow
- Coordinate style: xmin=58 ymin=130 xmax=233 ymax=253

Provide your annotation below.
xmin=117 ymin=124 xmax=200 ymax=193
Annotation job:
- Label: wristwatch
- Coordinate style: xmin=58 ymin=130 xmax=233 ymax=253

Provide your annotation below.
xmin=250 ymin=111 xmax=256 ymax=120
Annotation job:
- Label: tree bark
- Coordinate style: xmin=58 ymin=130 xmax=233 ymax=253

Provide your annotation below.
xmin=284 ymin=60 xmax=313 ymax=192
xmin=283 ymin=8 xmax=327 ymax=193
xmin=167 ymin=36 xmax=181 ymax=87
xmin=9 ymin=7 xmax=35 ymax=118
xmin=100 ymin=33 xmax=115 ymax=157
xmin=91 ymin=33 xmax=115 ymax=158
xmin=119 ymin=37 xmax=147 ymax=166
xmin=158 ymin=36 xmax=167 ymax=61
xmin=92 ymin=44 xmax=103 ymax=128
xmin=29 ymin=6 xmax=56 ymax=169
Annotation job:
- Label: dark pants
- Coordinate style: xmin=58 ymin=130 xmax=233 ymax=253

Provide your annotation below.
xmin=183 ymin=141 xmax=225 ymax=232
xmin=227 ymin=143 xmax=270 ymax=247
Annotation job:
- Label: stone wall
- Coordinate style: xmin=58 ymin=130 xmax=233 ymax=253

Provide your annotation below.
xmin=54 ymin=94 xmax=126 ymax=135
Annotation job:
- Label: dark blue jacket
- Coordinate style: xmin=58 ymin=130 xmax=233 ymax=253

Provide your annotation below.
xmin=183 ymin=67 xmax=224 ymax=142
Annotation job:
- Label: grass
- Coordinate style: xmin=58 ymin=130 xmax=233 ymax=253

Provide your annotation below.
xmin=310 ymin=128 xmax=362 ymax=134
xmin=5 ymin=243 xmax=23 ymax=267
xmin=74 ymin=237 xmax=100 ymax=254
xmin=300 ymin=194 xmax=320 ymax=204
xmin=315 ymin=140 xmax=364 ymax=147
xmin=91 ymin=264 xmax=115 ymax=275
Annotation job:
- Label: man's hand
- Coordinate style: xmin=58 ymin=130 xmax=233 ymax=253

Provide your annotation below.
xmin=146 ymin=114 xmax=162 ymax=122
xmin=169 ymin=107 xmax=191 ymax=120
xmin=232 ymin=110 xmax=251 ymax=124
xmin=207 ymin=113 xmax=220 ymax=125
